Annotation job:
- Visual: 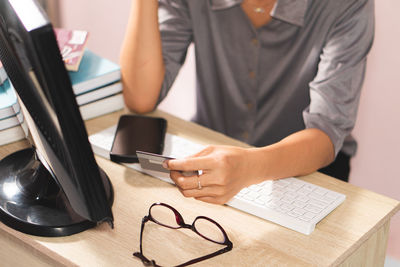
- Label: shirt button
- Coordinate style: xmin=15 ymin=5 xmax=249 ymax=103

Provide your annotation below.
xmin=247 ymin=102 xmax=254 ymax=110
xmin=251 ymin=38 xmax=259 ymax=46
xmin=249 ymin=71 xmax=256 ymax=79
xmin=242 ymin=131 xmax=249 ymax=140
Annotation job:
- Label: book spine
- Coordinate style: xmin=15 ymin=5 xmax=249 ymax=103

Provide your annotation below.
xmin=0 ymin=111 xmax=24 ymax=131
xmin=76 ymin=82 xmax=122 ymax=106
xmin=79 ymin=94 xmax=124 ymax=121
xmin=0 ymin=124 xmax=26 ymax=146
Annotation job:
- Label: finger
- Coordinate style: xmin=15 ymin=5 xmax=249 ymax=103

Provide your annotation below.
xmin=195 ymin=196 xmax=227 ymax=205
xmin=166 ymin=156 xmax=215 ymax=172
xmin=171 ymin=172 xmax=199 ymax=190
xmin=179 ymin=186 xmax=223 ymax=199
xmin=170 ymin=170 xmax=185 ymax=185
xmin=189 ymin=146 xmax=214 ymax=158
xmin=171 ymin=171 xmax=219 ymax=189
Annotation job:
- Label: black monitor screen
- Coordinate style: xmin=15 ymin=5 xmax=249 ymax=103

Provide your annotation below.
xmin=0 ymin=0 xmax=113 ymax=236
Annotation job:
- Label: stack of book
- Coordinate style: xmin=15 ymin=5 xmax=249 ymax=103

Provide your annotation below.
xmin=0 ymin=67 xmax=26 ymax=146
xmin=0 ymin=29 xmax=124 ymax=147
xmin=55 ymin=28 xmax=124 ymax=120
xmin=68 ymin=49 xmax=124 ymax=120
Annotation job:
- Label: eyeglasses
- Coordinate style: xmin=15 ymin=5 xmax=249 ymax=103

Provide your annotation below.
xmin=133 ymin=202 xmax=233 ymax=267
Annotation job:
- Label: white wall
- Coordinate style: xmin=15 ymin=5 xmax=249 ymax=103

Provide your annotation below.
xmin=59 ymin=0 xmax=400 ymax=260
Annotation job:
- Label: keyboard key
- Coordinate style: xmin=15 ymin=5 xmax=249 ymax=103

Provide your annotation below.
xmin=281 ymin=196 xmax=296 ymax=204
xmin=260 ymin=188 xmax=273 ymax=195
xmin=292 ymin=208 xmax=306 ymax=216
xmin=284 ymin=191 xmax=298 ymax=198
xmin=254 ymin=199 xmax=264 ymax=205
xmin=266 ymin=199 xmax=281 ymax=209
xmin=309 ymin=192 xmax=326 ymax=201
xmin=258 ymin=195 xmax=272 ymax=203
xmin=272 ymin=187 xmax=286 ymax=193
xmin=326 ymin=191 xmax=340 ymax=199
xmin=271 ymin=191 xmax=284 ymax=198
xmin=297 ymin=188 xmax=312 ymax=195
xmin=247 ymin=191 xmax=260 ymax=199
xmin=287 ymin=211 xmax=300 ymax=218
xmin=303 ymin=212 xmax=317 ymax=219
xmin=237 ymin=191 xmax=245 ymax=197
xmin=280 ymin=203 xmax=294 ymax=212
xmin=243 ymin=194 xmax=255 ymax=201
xmin=293 ymin=201 xmax=307 ymax=209
xmin=249 ymin=184 xmax=262 ymax=192
xmin=298 ymin=215 xmax=311 ymax=222
xmin=304 ymin=204 xmax=323 ymax=214
xmin=322 ymin=196 xmax=336 ymax=204
xmin=315 ymin=187 xmax=328 ymax=196
xmin=309 ymin=199 xmax=328 ymax=209
xmin=285 ymin=186 xmax=297 ymax=192
xmin=303 ymin=184 xmax=316 ymax=191
xmin=240 ymin=188 xmax=250 ymax=194
xmin=297 ymin=195 xmax=310 ymax=203
xmin=288 ymin=184 xmax=302 ymax=191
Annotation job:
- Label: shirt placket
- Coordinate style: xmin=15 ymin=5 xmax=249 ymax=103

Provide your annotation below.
xmin=242 ymin=31 xmax=260 ymax=143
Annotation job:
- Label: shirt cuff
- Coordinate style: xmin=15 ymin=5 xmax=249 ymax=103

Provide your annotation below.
xmin=303 ymin=111 xmax=346 ymax=157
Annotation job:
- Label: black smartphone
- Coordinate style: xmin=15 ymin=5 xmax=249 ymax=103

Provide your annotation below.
xmin=110 ymin=114 xmax=167 ymax=163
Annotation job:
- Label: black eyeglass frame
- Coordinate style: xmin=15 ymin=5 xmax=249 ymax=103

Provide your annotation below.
xmin=133 ymin=202 xmax=233 ymax=267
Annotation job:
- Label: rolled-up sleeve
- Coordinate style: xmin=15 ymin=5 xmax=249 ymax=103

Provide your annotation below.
xmin=303 ymin=0 xmax=374 ymax=156
xmin=157 ymin=0 xmax=193 ymax=104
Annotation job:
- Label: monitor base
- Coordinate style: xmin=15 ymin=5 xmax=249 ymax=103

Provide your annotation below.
xmin=0 ymin=148 xmax=113 ymax=237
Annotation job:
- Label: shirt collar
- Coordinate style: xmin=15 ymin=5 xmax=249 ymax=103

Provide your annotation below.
xmin=210 ymin=0 xmax=308 ymax=27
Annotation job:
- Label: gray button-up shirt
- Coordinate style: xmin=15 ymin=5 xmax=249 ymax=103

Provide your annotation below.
xmin=157 ymin=0 xmax=374 ymax=156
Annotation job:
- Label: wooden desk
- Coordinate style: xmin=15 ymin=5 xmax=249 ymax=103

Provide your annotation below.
xmin=0 ymin=110 xmax=399 ymax=266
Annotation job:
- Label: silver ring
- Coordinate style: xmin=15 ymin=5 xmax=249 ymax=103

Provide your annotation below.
xmin=197 ymin=179 xmax=202 ymax=190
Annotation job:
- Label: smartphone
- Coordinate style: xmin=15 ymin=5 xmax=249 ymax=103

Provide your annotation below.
xmin=110 ymin=115 xmax=167 ymax=163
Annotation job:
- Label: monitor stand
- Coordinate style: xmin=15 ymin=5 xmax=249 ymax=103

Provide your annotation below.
xmin=0 ymin=147 xmax=114 ymax=237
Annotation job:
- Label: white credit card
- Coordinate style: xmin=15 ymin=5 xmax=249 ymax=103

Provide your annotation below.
xmin=136 ymin=150 xmax=198 ymax=176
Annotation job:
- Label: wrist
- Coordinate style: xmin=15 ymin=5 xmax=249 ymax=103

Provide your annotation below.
xmin=244 ymin=146 xmax=277 ymax=184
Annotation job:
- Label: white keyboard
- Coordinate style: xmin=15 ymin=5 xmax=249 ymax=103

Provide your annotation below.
xmin=227 ymin=178 xmax=345 ymax=234
xmin=89 ymin=126 xmax=346 ymax=235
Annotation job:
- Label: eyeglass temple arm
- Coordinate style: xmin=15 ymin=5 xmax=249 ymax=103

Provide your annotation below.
xmin=139 ymin=216 xmax=150 ymax=253
xmin=133 ymin=252 xmax=161 ymax=267
xmin=133 ymin=216 xmax=161 ymax=266
xmin=174 ymin=242 xmax=233 ymax=267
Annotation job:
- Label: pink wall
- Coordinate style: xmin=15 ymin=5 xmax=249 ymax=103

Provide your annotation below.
xmin=350 ymin=0 xmax=400 ymax=259
xmin=59 ymin=0 xmax=130 ymax=63
xmin=60 ymin=0 xmax=399 ymax=260
xmin=59 ymin=0 xmax=196 ymax=119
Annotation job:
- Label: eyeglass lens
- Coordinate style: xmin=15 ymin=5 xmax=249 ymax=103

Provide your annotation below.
xmin=150 ymin=204 xmax=182 ymax=228
xmin=193 ymin=218 xmax=226 ymax=244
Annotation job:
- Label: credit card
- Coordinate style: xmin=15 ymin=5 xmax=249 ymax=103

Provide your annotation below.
xmin=136 ymin=150 xmax=198 ymax=176
xmin=136 ymin=150 xmax=173 ymax=174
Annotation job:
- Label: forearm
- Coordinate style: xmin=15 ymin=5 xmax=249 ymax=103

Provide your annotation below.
xmin=120 ymin=0 xmax=164 ymax=113
xmin=248 ymin=128 xmax=335 ymax=183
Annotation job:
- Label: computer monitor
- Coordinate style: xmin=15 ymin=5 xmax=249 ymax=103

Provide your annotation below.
xmin=0 ymin=0 xmax=114 ymax=236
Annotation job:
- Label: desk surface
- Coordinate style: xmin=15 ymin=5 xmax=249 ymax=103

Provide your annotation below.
xmin=0 ymin=110 xmax=399 ymax=267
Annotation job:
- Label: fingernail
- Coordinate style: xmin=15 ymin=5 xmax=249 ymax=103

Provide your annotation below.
xmin=162 ymin=160 xmax=169 ymax=169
